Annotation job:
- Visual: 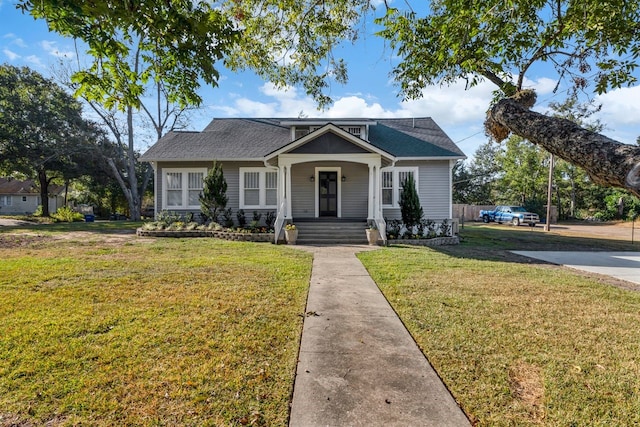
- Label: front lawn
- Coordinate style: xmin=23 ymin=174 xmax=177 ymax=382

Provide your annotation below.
xmin=358 ymin=226 xmax=640 ymax=426
xmin=0 ymin=230 xmax=311 ymax=426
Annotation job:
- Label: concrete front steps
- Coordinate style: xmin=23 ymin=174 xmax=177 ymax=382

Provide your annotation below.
xmin=295 ymin=219 xmax=368 ymax=245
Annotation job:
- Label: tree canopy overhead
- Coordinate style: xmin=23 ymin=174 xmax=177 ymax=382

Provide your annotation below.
xmin=18 ymin=0 xmax=238 ymax=110
xmin=378 ymin=0 xmax=640 ymax=98
xmin=377 ymin=0 xmax=640 ymax=197
xmin=17 ymin=0 xmax=370 ymax=109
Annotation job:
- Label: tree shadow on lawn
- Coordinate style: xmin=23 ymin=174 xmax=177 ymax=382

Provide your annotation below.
xmin=0 ymin=220 xmax=142 ymax=235
xmin=422 ymin=222 xmax=637 ymax=264
xmin=421 ymin=223 xmax=640 ymax=291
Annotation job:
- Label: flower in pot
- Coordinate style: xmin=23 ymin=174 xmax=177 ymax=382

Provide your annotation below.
xmin=285 ymin=223 xmax=298 ymax=244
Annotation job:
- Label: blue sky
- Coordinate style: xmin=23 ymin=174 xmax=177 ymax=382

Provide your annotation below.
xmin=1 ymin=1 xmax=639 ymax=159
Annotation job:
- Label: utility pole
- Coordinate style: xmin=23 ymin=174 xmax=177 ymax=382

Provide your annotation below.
xmin=545 ymin=153 xmax=554 ymax=232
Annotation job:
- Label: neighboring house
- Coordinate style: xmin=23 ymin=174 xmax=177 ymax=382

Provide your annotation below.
xmin=0 ymin=178 xmax=65 ymax=215
xmin=140 ymin=118 xmax=466 ymax=240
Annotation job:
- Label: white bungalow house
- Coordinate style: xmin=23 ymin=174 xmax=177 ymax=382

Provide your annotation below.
xmin=0 ymin=177 xmax=65 ymax=216
xmin=140 ymin=118 xmax=466 ymax=243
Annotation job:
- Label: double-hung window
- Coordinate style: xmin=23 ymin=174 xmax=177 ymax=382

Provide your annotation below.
xmin=0 ymin=195 xmax=11 ymax=206
xmin=163 ymin=168 xmax=206 ymax=209
xmin=240 ymin=168 xmax=278 ymax=209
xmin=380 ymin=167 xmax=419 ymax=208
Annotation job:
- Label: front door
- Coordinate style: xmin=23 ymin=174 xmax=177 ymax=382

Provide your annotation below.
xmin=318 ymin=171 xmax=338 ymax=217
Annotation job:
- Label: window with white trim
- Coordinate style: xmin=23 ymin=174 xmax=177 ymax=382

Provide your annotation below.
xmin=0 ymin=195 xmax=11 ymax=206
xmin=240 ymin=168 xmax=278 ymax=209
xmin=381 ymin=167 xmax=419 ymax=208
xmin=163 ymin=168 xmax=206 ymax=209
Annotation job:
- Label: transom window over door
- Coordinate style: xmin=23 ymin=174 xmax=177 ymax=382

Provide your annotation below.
xmin=163 ymin=168 xmax=206 ymax=209
xmin=240 ymin=168 xmax=278 ymax=209
xmin=381 ymin=167 xmax=419 ymax=208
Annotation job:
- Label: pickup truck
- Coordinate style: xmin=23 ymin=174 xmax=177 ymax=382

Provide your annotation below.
xmin=479 ymin=205 xmax=540 ymax=226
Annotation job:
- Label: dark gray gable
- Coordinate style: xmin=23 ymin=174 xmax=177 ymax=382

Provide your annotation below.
xmin=290 ymin=132 xmax=369 ymax=154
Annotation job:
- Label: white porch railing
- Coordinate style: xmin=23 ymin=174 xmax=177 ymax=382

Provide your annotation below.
xmin=273 ymin=199 xmax=287 ymax=244
xmin=374 ymin=205 xmax=387 ymax=245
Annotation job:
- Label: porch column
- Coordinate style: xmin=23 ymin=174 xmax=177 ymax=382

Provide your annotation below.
xmin=278 ymin=162 xmax=292 ymax=219
xmin=367 ymin=163 xmax=375 ymax=220
xmin=285 ymin=162 xmax=293 ymax=219
xmin=375 ymin=161 xmax=382 ymax=219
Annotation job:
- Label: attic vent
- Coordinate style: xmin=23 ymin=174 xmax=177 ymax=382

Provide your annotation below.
xmin=346 ymin=127 xmax=362 ymax=138
xmin=294 ymin=129 xmax=309 ymax=139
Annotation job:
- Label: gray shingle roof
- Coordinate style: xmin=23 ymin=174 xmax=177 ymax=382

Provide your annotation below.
xmin=140 ymin=117 xmax=465 ymax=161
xmin=0 ymin=178 xmax=64 ymax=195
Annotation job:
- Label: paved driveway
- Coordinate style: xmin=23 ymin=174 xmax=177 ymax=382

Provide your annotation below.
xmin=513 ymin=251 xmax=640 ymax=285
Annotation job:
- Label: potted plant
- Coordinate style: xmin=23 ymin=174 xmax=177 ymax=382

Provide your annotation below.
xmin=366 ymin=223 xmax=379 ymax=245
xmin=285 ymin=223 xmax=298 ymax=244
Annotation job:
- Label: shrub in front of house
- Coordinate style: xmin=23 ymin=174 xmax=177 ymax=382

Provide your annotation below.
xmin=51 ymin=206 xmax=85 ymax=223
xmin=385 ymin=218 xmax=453 ymax=240
xmin=138 ymin=209 xmax=276 ymax=241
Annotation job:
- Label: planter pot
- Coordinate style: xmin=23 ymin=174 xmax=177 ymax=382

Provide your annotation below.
xmin=285 ymin=229 xmax=298 ymax=245
xmin=366 ymin=229 xmax=380 ymax=245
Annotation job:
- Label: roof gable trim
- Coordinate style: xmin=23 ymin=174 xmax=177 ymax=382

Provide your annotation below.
xmin=265 ymin=123 xmax=394 ymax=161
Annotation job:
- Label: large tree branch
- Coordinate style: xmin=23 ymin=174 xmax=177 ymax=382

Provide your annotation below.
xmin=489 ymin=98 xmax=640 ymax=197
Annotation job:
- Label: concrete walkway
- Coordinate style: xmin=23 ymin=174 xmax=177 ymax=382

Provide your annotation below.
xmin=289 ymin=245 xmax=470 ymax=427
xmin=513 ymin=251 xmax=640 ymax=286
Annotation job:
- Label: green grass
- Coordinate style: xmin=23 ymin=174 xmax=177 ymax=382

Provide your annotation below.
xmin=358 ymin=224 xmax=640 ymax=426
xmin=1 ymin=219 xmax=144 ymax=234
xmin=0 ymin=229 xmax=311 ymax=426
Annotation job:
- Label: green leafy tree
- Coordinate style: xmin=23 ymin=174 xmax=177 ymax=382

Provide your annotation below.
xmin=454 ymin=142 xmax=502 ymax=204
xmin=399 ymin=174 xmax=423 ymax=230
xmin=376 ymin=1 xmax=640 ymax=197
xmin=200 ymin=162 xmax=228 ymax=223
xmin=0 ymin=65 xmax=100 ymax=216
xmin=495 ymin=135 xmax=548 ymax=211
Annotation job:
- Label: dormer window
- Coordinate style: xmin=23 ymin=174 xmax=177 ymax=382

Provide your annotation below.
xmin=294 ymin=127 xmax=309 ymax=140
xmin=285 ymin=120 xmax=375 ymax=141
xmin=293 ymin=126 xmax=322 ymax=140
xmin=345 ymin=127 xmax=362 ymax=137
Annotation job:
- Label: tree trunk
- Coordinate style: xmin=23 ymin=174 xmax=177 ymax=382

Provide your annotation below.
xmin=38 ymin=169 xmax=50 ymax=217
xmin=126 ymin=106 xmax=141 ymax=221
xmin=490 ymin=99 xmax=640 ymax=198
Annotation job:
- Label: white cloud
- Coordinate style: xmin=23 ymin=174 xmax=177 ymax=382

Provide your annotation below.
xmin=3 ymin=48 xmax=19 ymax=60
xmin=523 ymin=76 xmax=558 ymax=95
xmin=24 ymin=55 xmax=44 ymax=67
xmin=41 ymin=40 xmax=74 ymax=59
xmin=400 ymin=79 xmax=495 ymax=126
xmin=234 ymin=98 xmax=280 ymax=117
xmin=594 ymin=85 xmax=640 ymax=126
xmin=13 ymin=38 xmax=26 ymax=48
xmin=325 ymin=96 xmax=398 ymax=118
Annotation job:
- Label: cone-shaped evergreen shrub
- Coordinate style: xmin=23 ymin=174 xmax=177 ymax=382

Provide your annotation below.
xmin=200 ymin=161 xmax=228 ymax=222
xmin=400 ymin=173 xmax=423 ymax=229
